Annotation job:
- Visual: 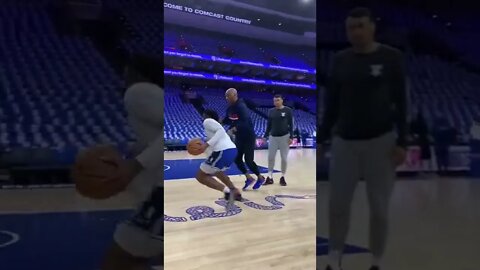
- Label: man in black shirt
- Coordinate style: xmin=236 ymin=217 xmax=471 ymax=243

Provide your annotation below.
xmin=264 ymin=94 xmax=294 ymax=186
xmin=224 ymin=88 xmax=266 ymax=190
xmin=318 ymin=8 xmax=407 ymax=270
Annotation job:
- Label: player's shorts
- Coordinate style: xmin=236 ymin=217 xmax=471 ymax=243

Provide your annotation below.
xmin=200 ymin=148 xmax=237 ymax=175
xmin=114 ymin=186 xmax=163 ymax=258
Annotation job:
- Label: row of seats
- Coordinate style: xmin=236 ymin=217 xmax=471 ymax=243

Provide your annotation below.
xmin=164 ymin=87 xmax=316 ymax=141
xmin=0 ymin=4 xmax=130 ymax=152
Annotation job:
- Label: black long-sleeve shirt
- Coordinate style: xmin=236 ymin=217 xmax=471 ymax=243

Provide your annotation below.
xmin=223 ymin=99 xmax=256 ymax=139
xmin=318 ymin=44 xmax=408 ymax=147
xmin=264 ymin=106 xmax=294 ymax=138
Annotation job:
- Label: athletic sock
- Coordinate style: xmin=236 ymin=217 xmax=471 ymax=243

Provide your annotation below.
xmin=268 ymin=172 xmax=273 ymax=178
xmin=328 ymin=250 xmax=341 ymax=270
xmin=281 ymin=173 xmax=285 ymax=177
xmin=223 ymin=187 xmax=230 ymax=193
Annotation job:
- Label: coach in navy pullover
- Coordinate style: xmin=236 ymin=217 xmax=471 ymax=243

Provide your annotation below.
xmin=223 ymin=88 xmax=265 ymax=189
xmin=223 ymin=98 xmax=256 ymax=140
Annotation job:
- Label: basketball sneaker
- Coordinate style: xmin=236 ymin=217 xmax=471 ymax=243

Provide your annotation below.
xmin=224 ymin=188 xmax=242 ymax=210
xmin=369 ymin=266 xmax=380 ymax=270
xmin=252 ymin=175 xmax=265 ymax=190
xmin=224 ymin=188 xmax=243 ymax=201
xmin=279 ymin=176 xmax=287 ymax=186
xmin=242 ymin=176 xmax=255 ymax=190
xmin=325 ymin=266 xmax=342 ymax=270
xmin=264 ymin=176 xmax=274 ymax=185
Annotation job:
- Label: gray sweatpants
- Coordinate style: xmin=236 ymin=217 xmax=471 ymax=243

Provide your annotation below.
xmin=329 ymin=132 xmax=396 ymax=258
xmin=268 ymin=134 xmax=290 ymax=174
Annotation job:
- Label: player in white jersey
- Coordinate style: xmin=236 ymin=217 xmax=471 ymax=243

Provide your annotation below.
xmin=195 ymin=109 xmax=242 ymax=204
xmin=101 ymin=56 xmax=163 ymax=270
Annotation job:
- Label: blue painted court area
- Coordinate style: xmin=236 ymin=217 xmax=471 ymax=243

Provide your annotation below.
xmin=0 ymin=209 xmax=367 ymax=269
xmin=317 ymin=236 xmax=369 ymax=256
xmin=0 ymin=210 xmax=131 ymax=270
xmin=164 ymin=159 xmax=276 ymax=180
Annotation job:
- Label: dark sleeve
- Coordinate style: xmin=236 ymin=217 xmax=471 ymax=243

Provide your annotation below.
xmin=222 ymin=108 xmax=233 ymax=126
xmin=264 ymin=109 xmax=272 ymax=138
xmin=288 ymin=108 xmax=294 ymax=138
xmin=391 ymin=51 xmax=408 ymax=148
xmin=318 ymin=57 xmax=340 ymax=144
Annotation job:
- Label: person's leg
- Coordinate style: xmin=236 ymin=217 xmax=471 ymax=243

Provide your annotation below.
xmin=234 ymin=140 xmax=249 ymax=177
xmin=195 ymin=169 xmax=226 ymax=192
xmin=197 ymin=151 xmax=230 ymax=192
xmin=328 ymin=137 xmax=361 ymax=269
xmin=213 ymin=148 xmax=242 ymax=202
xmin=361 ymin=133 xmax=396 ymax=268
xmin=243 ymin=136 xmax=265 ymax=189
xmin=244 ymin=136 xmax=261 ymax=176
xmin=214 ymin=171 xmax=236 ymax=190
xmin=278 ymin=134 xmax=290 ymax=176
xmin=236 ymin=140 xmax=256 ymax=190
xmin=267 ymin=135 xmax=279 ymax=178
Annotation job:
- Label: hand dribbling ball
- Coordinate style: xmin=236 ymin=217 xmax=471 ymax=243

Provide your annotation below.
xmin=187 ymin=138 xmax=204 ymax=156
xmin=71 ymin=145 xmax=126 ymax=200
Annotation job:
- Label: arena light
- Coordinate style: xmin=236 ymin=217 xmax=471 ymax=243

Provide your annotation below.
xmin=164 ymin=50 xmax=316 ymax=74
xmin=164 ymin=69 xmax=316 ymax=90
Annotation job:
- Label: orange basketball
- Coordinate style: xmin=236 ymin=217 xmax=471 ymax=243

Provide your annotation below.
xmin=71 ymin=145 xmax=127 ymax=200
xmin=187 ymin=138 xmax=204 ymax=155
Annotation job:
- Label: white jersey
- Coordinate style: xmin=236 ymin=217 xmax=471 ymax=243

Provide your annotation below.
xmin=203 ymin=118 xmax=236 ymax=153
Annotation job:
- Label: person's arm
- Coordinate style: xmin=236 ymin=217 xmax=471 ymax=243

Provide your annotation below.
xmin=318 ymin=58 xmax=340 ymax=144
xmin=288 ymin=108 xmax=294 ymax=139
xmin=391 ymin=51 xmax=408 ymax=148
xmin=222 ymin=109 xmax=233 ymax=126
xmin=136 ymin=135 xmax=163 ymax=171
xmin=264 ymin=109 xmax=272 ymax=138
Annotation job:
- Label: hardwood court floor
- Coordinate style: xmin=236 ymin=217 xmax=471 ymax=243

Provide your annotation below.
xmin=316 ymin=177 xmax=480 ymax=270
xmin=164 ymin=149 xmax=316 ymax=270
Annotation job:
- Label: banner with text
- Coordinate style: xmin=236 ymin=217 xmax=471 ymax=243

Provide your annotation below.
xmin=165 ymin=50 xmax=315 ymax=74
xmin=164 ymin=2 xmax=252 ymax=25
xmin=164 ymin=70 xmax=316 ymax=89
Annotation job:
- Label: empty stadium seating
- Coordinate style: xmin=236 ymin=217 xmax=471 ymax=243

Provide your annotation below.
xmin=164 ymin=87 xmax=316 ymax=142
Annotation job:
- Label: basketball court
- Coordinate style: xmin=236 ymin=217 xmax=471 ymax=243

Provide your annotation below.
xmin=316 ymin=177 xmax=480 ymax=270
xmin=164 ymin=149 xmax=316 ymax=270
xmin=0 ymin=148 xmax=315 ymax=270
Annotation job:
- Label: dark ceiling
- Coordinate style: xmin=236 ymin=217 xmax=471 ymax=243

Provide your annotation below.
xmin=234 ymin=0 xmax=316 ymax=19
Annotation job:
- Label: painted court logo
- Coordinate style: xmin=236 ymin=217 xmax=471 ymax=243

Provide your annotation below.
xmin=0 ymin=231 xmax=20 ymax=248
xmin=165 ymin=194 xmax=315 ymax=222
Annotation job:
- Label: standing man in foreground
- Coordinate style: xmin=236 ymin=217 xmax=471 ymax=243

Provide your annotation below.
xmin=101 ymin=55 xmax=164 ymax=270
xmin=318 ymin=8 xmax=407 ymax=270
xmin=264 ymin=94 xmax=294 ymax=186
xmin=224 ymin=88 xmax=266 ymax=190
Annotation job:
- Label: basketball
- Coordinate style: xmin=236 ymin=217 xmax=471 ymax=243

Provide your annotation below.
xmin=72 ymin=145 xmax=127 ymax=200
xmin=187 ymin=138 xmax=204 ymax=155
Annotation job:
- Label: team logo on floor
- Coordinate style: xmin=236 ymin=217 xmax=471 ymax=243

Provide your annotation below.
xmin=0 ymin=231 xmax=20 ymax=248
xmin=165 ymin=194 xmax=315 ymax=222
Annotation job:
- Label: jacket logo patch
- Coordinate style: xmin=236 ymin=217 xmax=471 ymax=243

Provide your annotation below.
xmin=370 ymin=64 xmax=383 ymax=77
